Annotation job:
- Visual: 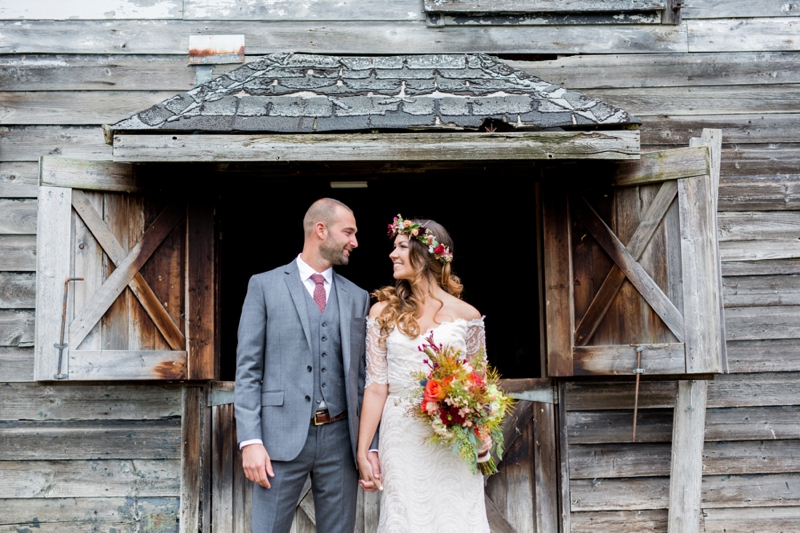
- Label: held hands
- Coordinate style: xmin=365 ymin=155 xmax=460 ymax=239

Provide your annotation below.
xmin=477 ymin=434 xmax=493 ymax=463
xmin=357 ymin=451 xmax=382 ymax=492
xmin=242 ymin=443 xmax=275 ymax=488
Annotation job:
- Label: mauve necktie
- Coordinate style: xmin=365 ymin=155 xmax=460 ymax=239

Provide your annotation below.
xmin=311 ymin=273 xmax=326 ymax=313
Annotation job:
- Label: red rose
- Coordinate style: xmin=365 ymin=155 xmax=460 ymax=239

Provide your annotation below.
xmin=424 ymin=380 xmax=446 ymax=402
xmin=435 ymin=244 xmax=446 ymax=255
xmin=469 ymin=372 xmax=485 ymax=388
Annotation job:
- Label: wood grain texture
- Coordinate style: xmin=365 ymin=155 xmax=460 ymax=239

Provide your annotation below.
xmin=41 ymin=157 xmax=142 ymax=193
xmin=611 ymin=147 xmax=707 ymax=186
xmin=702 ymin=473 xmax=800 ymax=508
xmin=717 ymin=144 xmax=800 ymax=177
xmin=718 ymin=211 xmax=800 ymax=242
xmin=570 ymin=439 xmax=800 ymax=479
xmin=0 ymin=272 xmax=35 ymax=309
xmin=0 ymin=126 xmax=111 ymax=162
xmin=533 ymin=400 xmax=559 ymax=533
xmin=0 ymin=162 xmax=38 ymax=198
xmin=0 ymin=235 xmax=35 ymax=272
xmin=642 ymin=114 xmax=800 ymax=146
xmin=688 ymin=18 xmax=800 ymax=53
xmin=683 ymin=0 xmax=800 ymax=19
xmin=0 ymin=346 xmax=33 ymax=381
xmin=723 ymin=258 xmax=800 ymax=277
xmin=668 ymin=379 xmax=707 ymax=533
xmin=726 ymin=339 xmax=800 ymax=373
xmin=573 ymin=344 xmax=685 ymax=375
xmin=718 ymin=175 xmax=800 ymax=211
xmin=112 ymin=131 xmax=641 ymax=163
xmin=0 ymin=459 xmax=180 ymax=498
xmin=0 ymin=20 xmax=689 ymax=55
xmin=0 ymin=497 xmax=179 ymax=532
xmin=0 ymin=0 xmax=182 ymax=20
xmin=187 ymin=201 xmax=215 ymax=380
xmin=0 ymin=309 xmax=34 ymax=348
xmin=702 ymin=506 xmax=800 ymax=533
xmin=725 ymin=306 xmax=800 ymax=341
xmin=68 ymin=350 xmax=187 ymax=380
xmin=423 ymin=0 xmax=665 ymax=13
xmin=724 ymin=275 xmax=800 ymax=307
xmin=0 ymin=199 xmax=37 ymax=234
xmin=571 ymin=476 xmax=670 ymax=511
xmin=33 ymin=186 xmax=71 ymax=377
xmin=180 ymin=386 xmax=203 ymax=533
xmin=185 ymin=0 xmax=424 ymax=20
xmin=0 ymin=419 xmax=181 ymax=460
xmin=508 ymin=52 xmax=800 ymax=89
xmin=0 ymin=383 xmax=181 ymax=420
xmin=570 ymin=509 xmax=668 ymax=533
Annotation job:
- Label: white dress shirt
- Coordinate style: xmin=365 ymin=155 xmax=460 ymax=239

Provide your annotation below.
xmin=239 ymin=255 xmax=333 ymax=450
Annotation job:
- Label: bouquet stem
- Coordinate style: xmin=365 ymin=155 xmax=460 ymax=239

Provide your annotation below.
xmin=478 ymin=456 xmax=498 ymax=476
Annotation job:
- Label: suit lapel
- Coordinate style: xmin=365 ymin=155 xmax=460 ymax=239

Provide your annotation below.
xmin=284 ymin=261 xmax=314 ymax=355
xmin=334 ymin=273 xmax=352 ymax=374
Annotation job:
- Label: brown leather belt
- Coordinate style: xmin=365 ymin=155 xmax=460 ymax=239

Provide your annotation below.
xmin=312 ymin=410 xmax=347 ymax=426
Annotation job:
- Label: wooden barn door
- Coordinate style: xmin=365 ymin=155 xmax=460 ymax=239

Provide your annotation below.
xmin=34 ymin=157 xmax=215 ymax=380
xmin=542 ymin=143 xmax=726 ymax=378
xmin=207 ymin=378 xmax=559 ymax=533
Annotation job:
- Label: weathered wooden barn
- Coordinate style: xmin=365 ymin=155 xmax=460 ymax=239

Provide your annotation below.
xmin=1 ymin=1 xmax=799 ymax=533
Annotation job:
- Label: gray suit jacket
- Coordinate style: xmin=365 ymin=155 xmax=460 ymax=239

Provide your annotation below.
xmin=234 ymin=260 xmax=370 ymax=463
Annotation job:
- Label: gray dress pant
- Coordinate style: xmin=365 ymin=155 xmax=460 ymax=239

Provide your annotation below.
xmin=251 ymin=419 xmax=358 ymax=533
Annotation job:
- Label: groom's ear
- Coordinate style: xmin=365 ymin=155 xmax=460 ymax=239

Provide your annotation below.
xmin=314 ymin=222 xmax=328 ymax=240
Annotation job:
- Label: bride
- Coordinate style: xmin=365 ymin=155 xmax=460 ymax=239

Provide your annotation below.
xmin=356 ymin=215 xmax=491 ymax=533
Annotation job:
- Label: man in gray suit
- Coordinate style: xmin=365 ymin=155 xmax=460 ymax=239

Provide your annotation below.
xmin=235 ymin=198 xmax=375 ymax=533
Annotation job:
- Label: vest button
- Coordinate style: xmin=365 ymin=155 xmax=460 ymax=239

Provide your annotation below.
xmin=321 ymin=367 xmax=326 ymax=372
xmin=305 ymin=395 xmax=311 ymax=402
xmin=307 ymin=366 xmax=312 ymax=372
xmin=322 ymin=383 xmax=326 ymax=388
xmin=322 ymin=322 xmax=327 ymax=327
xmin=321 ymin=336 xmax=327 ymax=341
xmin=321 ymin=352 xmax=327 ymax=357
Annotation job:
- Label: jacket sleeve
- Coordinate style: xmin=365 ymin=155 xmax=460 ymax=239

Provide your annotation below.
xmin=234 ymin=275 xmax=267 ymax=444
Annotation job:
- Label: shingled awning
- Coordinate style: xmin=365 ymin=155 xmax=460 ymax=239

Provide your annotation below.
xmin=111 ymin=53 xmax=639 ymax=134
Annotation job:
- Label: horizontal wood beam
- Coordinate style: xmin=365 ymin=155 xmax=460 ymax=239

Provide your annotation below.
xmin=112 ymin=131 xmax=640 ymax=163
xmin=573 ymin=343 xmax=685 ymax=375
xmin=69 ymin=350 xmax=187 ymax=380
xmin=40 ymin=157 xmax=139 ymax=192
xmin=611 ymin=147 xmax=707 ymax=186
xmin=424 ymin=0 xmax=665 ymax=13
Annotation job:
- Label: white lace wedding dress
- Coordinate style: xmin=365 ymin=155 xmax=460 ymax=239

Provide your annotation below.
xmin=365 ymin=317 xmax=491 ymax=533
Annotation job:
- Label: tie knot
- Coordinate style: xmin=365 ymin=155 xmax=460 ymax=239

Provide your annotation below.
xmin=311 ymin=273 xmax=325 ymax=286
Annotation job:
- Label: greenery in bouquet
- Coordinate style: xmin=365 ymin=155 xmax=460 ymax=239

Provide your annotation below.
xmin=407 ymin=332 xmax=514 ymax=475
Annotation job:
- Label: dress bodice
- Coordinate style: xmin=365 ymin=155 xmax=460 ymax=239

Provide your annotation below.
xmin=366 ymin=317 xmax=486 ymax=394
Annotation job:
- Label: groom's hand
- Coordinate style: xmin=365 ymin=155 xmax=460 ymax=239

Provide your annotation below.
xmin=367 ymin=451 xmax=382 ymax=487
xmin=242 ymin=443 xmax=275 ymax=489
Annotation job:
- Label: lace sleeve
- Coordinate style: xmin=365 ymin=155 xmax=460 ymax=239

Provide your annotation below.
xmin=365 ymin=318 xmax=389 ymax=388
xmin=466 ymin=318 xmax=487 ymax=363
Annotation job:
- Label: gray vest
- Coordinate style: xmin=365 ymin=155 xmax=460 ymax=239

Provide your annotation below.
xmin=303 ymin=281 xmax=346 ymax=418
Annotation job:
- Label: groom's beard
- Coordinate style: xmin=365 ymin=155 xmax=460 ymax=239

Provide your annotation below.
xmin=320 ymin=236 xmax=350 ymax=265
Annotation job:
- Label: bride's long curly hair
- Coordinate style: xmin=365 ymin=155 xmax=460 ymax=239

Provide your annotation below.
xmin=372 ymin=219 xmax=463 ymax=341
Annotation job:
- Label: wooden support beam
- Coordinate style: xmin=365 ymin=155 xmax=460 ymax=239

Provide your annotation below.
xmin=667 ymin=379 xmax=708 ymax=533
xmin=112 ymin=131 xmax=641 ymax=163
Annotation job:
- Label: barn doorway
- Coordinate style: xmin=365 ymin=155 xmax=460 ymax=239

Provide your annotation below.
xmin=217 ymin=164 xmax=542 ymax=382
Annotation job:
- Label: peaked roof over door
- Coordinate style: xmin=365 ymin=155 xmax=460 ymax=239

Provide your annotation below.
xmin=110 ymin=53 xmax=640 ymax=134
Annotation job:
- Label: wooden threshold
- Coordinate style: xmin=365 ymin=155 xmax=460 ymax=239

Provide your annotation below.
xmin=111 ymin=130 xmax=641 ymax=163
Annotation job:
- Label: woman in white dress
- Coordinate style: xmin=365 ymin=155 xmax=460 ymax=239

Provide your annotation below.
xmin=356 ymin=216 xmax=491 ymax=533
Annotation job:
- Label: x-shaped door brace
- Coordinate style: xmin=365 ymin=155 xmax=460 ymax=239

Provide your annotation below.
xmin=571 ymin=180 xmax=686 ymax=346
xmin=68 ymin=190 xmax=186 ymax=351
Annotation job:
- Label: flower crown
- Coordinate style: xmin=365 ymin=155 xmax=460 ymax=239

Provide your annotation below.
xmin=388 ymin=214 xmax=453 ymax=264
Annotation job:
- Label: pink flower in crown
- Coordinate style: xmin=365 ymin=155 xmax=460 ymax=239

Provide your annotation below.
xmin=426 ymin=235 xmax=435 ymax=245
xmin=404 ymin=220 xmax=412 ymax=228
xmin=411 ymin=228 xmax=419 ymax=236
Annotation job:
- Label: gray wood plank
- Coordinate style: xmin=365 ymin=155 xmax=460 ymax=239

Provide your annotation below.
xmin=0 ymin=91 xmax=180 ymax=125
xmin=0 ymin=272 xmax=35 ymax=309
xmin=0 ymin=199 xmax=37 ymax=234
xmin=570 ymin=510 xmax=667 ymax=533
xmin=0 ymin=162 xmax=38 ymax=198
xmin=0 ymin=309 xmax=34 ymax=348
xmin=724 ymin=275 xmax=800 ymax=307
xmin=0 ymin=20 xmax=689 ymax=55
xmin=180 ymin=386 xmax=203 ymax=533
xmin=0 ymin=419 xmax=181 ymax=460
xmin=69 ymin=350 xmax=187 ymax=380
xmin=721 ymin=240 xmax=800 ymax=263
xmin=33 ymin=186 xmax=71 ymax=379
xmin=0 ymin=459 xmax=180 ymax=498
xmin=423 ymin=0 xmax=665 ymax=13
xmin=611 ymin=147 xmax=707 ymax=186
xmin=726 ymin=339 xmax=800 ymax=373
xmin=0 ymin=497 xmax=179 ymax=530
xmin=702 ymin=506 xmax=800 ymax=533
xmin=0 ymin=127 xmax=111 ymax=162
xmin=41 ymin=157 xmax=141 ymax=192
xmin=718 ymin=211 xmax=800 ymax=242
xmin=668 ymin=379 xmax=707 ymax=533
xmin=0 ymin=235 xmax=35 ymax=271
xmin=0 ymin=383 xmax=181 ymax=420
xmin=0 ymin=346 xmax=33 ymax=382
xmin=684 ymin=1 xmax=800 ymax=19
xmin=0 ymin=0 xmax=183 ymax=19
xmin=688 ymin=18 xmax=800 ymax=53
xmin=573 ymin=343 xmax=685 ymax=375
xmin=570 ymin=440 xmax=800 ymax=479
xmin=725 ymin=305 xmax=800 ymax=340
xmin=185 ymin=0 xmax=424 ymax=21
xmin=717 ymin=143 xmax=800 ymax=177
xmin=507 ymin=52 xmax=800 ymax=89
xmin=719 ymin=175 xmax=800 ymax=211
xmin=702 ymin=473 xmax=800 ymax=508
xmin=642 ymin=114 xmax=800 ymax=146
xmin=571 ymin=476 xmax=670 ymax=511
xmin=112 ymin=131 xmax=641 ymax=163
xmin=723 ymin=258 xmax=800 ymax=277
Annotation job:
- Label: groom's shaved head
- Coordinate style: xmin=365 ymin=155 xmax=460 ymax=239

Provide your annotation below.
xmin=303 ymin=198 xmax=353 ymax=238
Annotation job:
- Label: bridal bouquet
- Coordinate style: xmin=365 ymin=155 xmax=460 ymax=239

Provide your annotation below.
xmin=407 ymin=332 xmax=514 ymax=475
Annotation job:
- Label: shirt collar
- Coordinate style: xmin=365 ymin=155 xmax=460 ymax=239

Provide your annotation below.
xmin=296 ymin=254 xmax=333 ymax=284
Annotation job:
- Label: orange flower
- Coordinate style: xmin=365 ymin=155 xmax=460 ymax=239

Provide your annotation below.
xmin=424 ymin=380 xmax=446 ymax=402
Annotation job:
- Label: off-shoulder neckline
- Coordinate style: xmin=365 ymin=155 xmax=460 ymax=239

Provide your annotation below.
xmin=366 ymin=316 xmax=485 ymax=332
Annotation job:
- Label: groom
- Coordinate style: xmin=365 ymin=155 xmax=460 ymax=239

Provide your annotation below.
xmin=235 ymin=198 xmax=375 ymax=533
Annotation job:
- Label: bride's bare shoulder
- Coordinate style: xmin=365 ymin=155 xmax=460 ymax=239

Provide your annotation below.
xmin=442 ymin=294 xmax=481 ymax=321
xmin=369 ymin=301 xmax=389 ymax=318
